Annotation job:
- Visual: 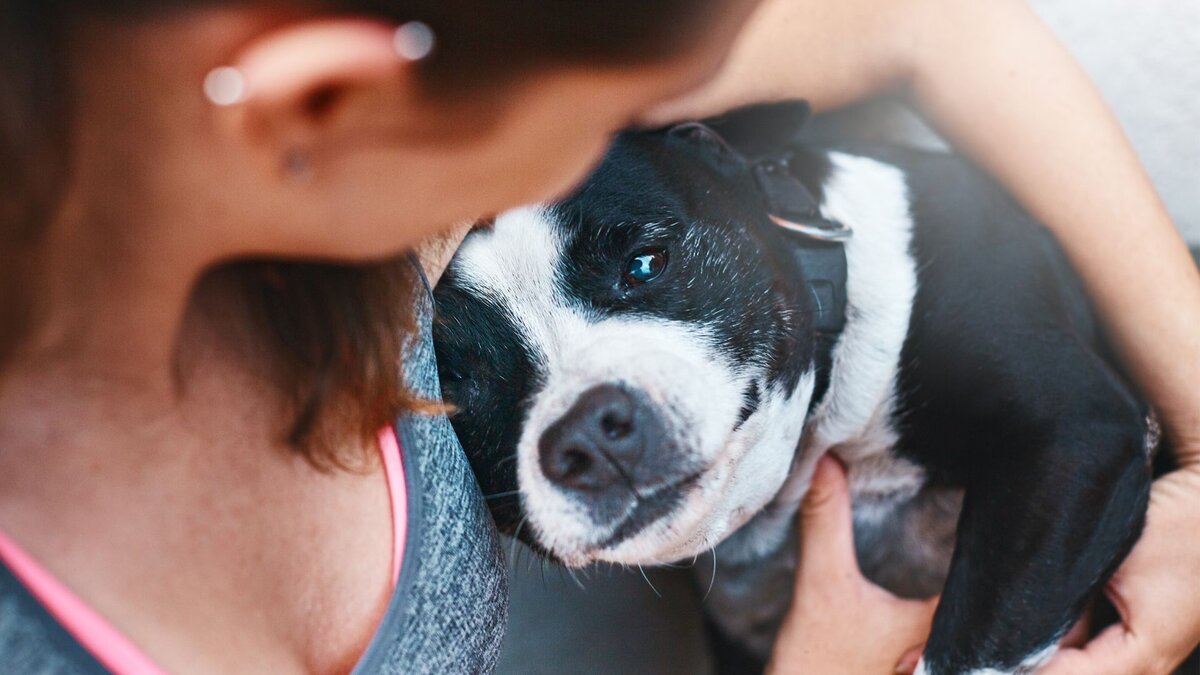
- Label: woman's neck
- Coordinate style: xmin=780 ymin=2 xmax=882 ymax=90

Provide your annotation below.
xmin=14 ymin=215 xmax=203 ymax=379
xmin=0 ymin=241 xmax=281 ymax=528
xmin=0 ymin=264 xmax=394 ymax=673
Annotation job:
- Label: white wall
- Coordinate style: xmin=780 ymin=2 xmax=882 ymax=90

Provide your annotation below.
xmin=811 ymin=2 xmax=1200 ymax=243
xmin=1031 ymin=0 xmax=1200 ymax=242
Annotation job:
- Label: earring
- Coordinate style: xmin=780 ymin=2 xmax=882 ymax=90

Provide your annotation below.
xmin=203 ymin=66 xmax=246 ymax=107
xmin=284 ymin=148 xmax=314 ymax=183
xmin=394 ymin=21 xmax=436 ymax=61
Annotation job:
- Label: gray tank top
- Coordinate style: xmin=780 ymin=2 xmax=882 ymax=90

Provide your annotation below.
xmin=0 ymin=266 xmax=510 ymax=674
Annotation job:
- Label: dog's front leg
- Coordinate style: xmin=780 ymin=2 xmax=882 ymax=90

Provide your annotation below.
xmin=917 ymin=412 xmax=1151 ymax=675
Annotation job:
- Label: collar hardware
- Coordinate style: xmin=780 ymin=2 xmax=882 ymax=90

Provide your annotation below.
xmin=752 ymin=157 xmax=853 ymax=242
xmin=749 ymin=152 xmax=850 ymax=410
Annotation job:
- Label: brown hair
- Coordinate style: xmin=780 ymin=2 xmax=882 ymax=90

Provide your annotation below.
xmin=0 ymin=0 xmax=732 ymax=466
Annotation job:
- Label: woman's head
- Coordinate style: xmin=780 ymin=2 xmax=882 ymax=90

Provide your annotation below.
xmin=2 ymin=1 xmax=754 ymax=258
xmin=0 ymin=0 xmax=757 ymax=463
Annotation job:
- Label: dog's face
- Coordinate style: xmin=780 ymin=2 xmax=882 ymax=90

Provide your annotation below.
xmin=434 ymin=103 xmax=827 ymax=567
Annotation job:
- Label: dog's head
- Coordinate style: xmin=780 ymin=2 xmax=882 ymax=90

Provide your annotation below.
xmin=434 ymin=102 xmax=831 ymax=567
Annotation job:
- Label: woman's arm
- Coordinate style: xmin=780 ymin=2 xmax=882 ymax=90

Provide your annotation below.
xmin=649 ymin=0 xmax=1200 ymax=671
xmin=650 ymin=0 xmax=1200 ymax=445
xmin=900 ymin=0 xmax=1200 ymax=453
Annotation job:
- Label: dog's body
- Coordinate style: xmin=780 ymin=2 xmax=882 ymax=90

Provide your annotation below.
xmin=433 ymin=103 xmax=1156 ymax=674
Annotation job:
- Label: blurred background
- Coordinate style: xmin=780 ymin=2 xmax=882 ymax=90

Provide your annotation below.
xmin=498 ymin=4 xmax=1200 ymax=674
xmin=1036 ymin=0 xmax=1198 ymax=244
xmin=810 ymin=0 xmax=1200 ymax=244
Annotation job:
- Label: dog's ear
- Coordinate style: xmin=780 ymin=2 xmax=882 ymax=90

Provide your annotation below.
xmin=666 ymin=121 xmax=740 ymax=160
xmin=665 ymin=100 xmax=812 ymax=163
xmin=705 ymin=100 xmax=812 ymax=161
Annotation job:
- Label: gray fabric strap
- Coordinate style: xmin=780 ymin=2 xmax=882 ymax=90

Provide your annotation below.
xmin=353 ymin=258 xmax=509 ymax=675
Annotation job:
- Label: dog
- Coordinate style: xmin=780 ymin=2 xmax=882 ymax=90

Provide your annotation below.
xmin=432 ymin=101 xmax=1163 ymax=674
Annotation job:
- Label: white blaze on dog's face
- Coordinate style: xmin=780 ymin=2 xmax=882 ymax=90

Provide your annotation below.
xmin=434 ymin=120 xmax=828 ymax=567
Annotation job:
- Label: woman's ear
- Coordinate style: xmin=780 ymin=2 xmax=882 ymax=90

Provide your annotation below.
xmin=206 ymin=18 xmax=434 ymax=166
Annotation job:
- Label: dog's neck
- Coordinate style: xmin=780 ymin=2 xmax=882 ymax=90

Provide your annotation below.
xmin=719 ymin=151 xmax=926 ymax=563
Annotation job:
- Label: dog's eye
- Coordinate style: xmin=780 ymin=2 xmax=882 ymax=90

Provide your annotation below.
xmin=624 ymin=249 xmax=668 ymax=285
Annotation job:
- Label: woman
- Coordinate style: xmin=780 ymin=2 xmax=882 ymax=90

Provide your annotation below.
xmin=0 ymin=2 xmax=1195 ymax=675
xmin=0 ymin=2 xmax=759 ymax=672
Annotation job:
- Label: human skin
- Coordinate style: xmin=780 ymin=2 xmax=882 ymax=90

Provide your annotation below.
xmin=766 ymin=457 xmax=939 ymax=675
xmin=640 ymin=0 xmax=1200 ymax=672
xmin=0 ymin=6 xmax=759 ymax=673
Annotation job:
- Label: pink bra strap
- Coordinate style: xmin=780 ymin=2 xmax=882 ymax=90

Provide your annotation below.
xmin=0 ymin=427 xmax=408 ymax=673
xmin=378 ymin=426 xmax=408 ymax=586
xmin=0 ymin=530 xmax=167 ymax=675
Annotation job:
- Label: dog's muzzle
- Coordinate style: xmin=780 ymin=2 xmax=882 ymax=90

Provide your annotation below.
xmin=537 ymin=384 xmax=694 ymax=531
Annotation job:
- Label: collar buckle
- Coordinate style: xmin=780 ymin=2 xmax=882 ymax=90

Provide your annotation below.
xmin=768 ymin=214 xmax=853 ymax=242
xmin=752 ymin=156 xmax=853 ymax=242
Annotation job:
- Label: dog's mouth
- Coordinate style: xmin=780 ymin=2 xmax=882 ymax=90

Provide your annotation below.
xmin=591 ymin=470 xmax=705 ymax=553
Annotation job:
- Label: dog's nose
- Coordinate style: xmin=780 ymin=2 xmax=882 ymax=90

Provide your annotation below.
xmin=538 ymin=384 xmax=663 ymax=494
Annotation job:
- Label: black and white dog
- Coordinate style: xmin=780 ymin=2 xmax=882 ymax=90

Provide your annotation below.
xmin=432 ymin=102 xmax=1161 ymax=675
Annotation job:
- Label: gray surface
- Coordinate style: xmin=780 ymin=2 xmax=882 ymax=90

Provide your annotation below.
xmin=0 ymin=566 xmax=110 ymax=674
xmin=496 ymin=541 xmax=713 ymax=675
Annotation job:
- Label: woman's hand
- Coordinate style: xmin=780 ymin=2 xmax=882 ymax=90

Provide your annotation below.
xmin=768 ymin=456 xmax=937 ymax=675
xmin=1044 ymin=457 xmax=1200 ymax=675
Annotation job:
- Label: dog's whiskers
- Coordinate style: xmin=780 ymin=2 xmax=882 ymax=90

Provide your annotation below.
xmin=703 ymin=547 xmax=719 ymax=602
xmin=484 ymin=489 xmax=522 ymax=501
xmin=564 ymin=566 xmax=587 ymax=592
xmin=637 ymin=564 xmax=663 ymax=598
xmin=508 ymin=517 xmax=529 ymax=570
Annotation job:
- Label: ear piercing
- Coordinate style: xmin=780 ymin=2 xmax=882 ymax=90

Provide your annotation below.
xmin=205 ymin=19 xmax=433 ymax=183
xmin=204 ymin=21 xmax=434 ymax=107
xmin=394 ymin=21 xmax=435 ymax=61
xmin=203 ymin=66 xmax=246 ymax=107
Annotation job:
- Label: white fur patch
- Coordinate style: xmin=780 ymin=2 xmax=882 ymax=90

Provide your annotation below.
xmin=807 ymin=154 xmax=926 ymax=505
xmin=724 ymin=153 xmax=926 ymax=561
xmin=515 ymin=316 xmax=747 ymax=565
xmin=806 ymin=154 xmax=920 ymax=458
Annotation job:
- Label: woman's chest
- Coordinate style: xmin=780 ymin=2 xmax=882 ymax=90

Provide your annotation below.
xmin=0 ymin=440 xmax=398 ymax=675
xmin=157 ymin=451 xmax=398 ymax=674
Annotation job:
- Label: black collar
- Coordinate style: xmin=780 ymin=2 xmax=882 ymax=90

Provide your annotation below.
xmin=751 ymin=153 xmax=851 ymax=407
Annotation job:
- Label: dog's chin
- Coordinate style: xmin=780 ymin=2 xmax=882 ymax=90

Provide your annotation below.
xmin=539 ymin=484 xmax=780 ymax=569
xmin=546 ymin=526 xmax=723 ymax=569
xmin=533 ymin=492 xmax=713 ymax=568
xmin=526 ymin=424 xmax=797 ymax=568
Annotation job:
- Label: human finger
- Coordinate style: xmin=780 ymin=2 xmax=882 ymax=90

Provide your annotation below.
xmin=1041 ymin=623 xmax=1156 ymax=675
xmin=796 ymin=455 xmax=859 ymax=582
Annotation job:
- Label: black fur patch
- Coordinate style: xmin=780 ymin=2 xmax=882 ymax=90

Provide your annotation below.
xmin=735 ymin=382 xmax=761 ymax=429
xmin=432 ymin=265 xmax=539 ymax=532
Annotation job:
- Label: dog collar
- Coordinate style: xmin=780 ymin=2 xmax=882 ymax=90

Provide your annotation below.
xmin=752 ymin=154 xmax=851 ymax=336
xmin=751 ymin=153 xmax=851 ymax=406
